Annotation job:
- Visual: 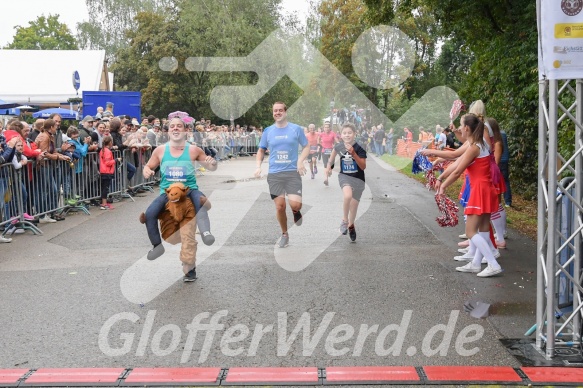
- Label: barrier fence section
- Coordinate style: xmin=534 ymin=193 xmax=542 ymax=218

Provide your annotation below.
xmin=0 ymin=149 xmax=161 ymax=237
xmin=1 ymin=133 xmax=261 ymax=237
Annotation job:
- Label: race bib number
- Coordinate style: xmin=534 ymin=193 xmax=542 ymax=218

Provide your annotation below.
xmin=310 ymin=145 xmax=318 ymax=153
xmin=165 ymin=166 xmax=187 ymax=182
xmin=341 ymin=155 xmax=357 ymax=174
xmin=275 ymin=151 xmax=291 ymax=164
xmin=323 ymin=148 xmax=332 ymax=155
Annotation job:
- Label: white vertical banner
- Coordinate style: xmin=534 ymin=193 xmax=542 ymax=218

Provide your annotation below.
xmin=539 ymin=0 xmax=583 ymax=80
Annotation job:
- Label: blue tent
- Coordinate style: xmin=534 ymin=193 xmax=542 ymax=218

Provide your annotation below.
xmin=32 ymin=108 xmax=78 ymax=120
xmin=0 ymin=99 xmax=20 ymax=115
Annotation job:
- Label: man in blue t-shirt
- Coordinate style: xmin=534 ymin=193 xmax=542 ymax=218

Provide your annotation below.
xmin=255 ymin=102 xmax=309 ymax=248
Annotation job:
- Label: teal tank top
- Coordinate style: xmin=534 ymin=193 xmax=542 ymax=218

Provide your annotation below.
xmin=160 ymin=143 xmax=198 ymax=194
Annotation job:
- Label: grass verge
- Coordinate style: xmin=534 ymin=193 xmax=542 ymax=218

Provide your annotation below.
xmin=380 ymin=154 xmax=537 ymax=241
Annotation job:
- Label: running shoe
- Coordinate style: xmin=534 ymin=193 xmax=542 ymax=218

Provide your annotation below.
xmin=23 ymin=213 xmax=35 ymax=221
xmin=458 ymin=233 xmax=467 ymax=239
xmin=339 ymin=220 xmax=348 ymax=235
xmin=106 ymin=204 xmax=114 ymax=210
xmin=324 ymin=180 xmax=329 ymax=186
xmin=147 ymin=244 xmax=165 ymax=260
xmin=458 ymin=248 xmax=469 ymax=254
xmin=495 ymin=240 xmax=507 ymax=249
xmin=293 ymin=210 xmax=303 ymax=226
xmin=314 ymin=166 xmax=318 ymax=174
xmin=202 ymin=231 xmax=215 ymax=246
xmin=477 ymin=265 xmax=504 ymax=277
xmin=183 ymin=268 xmax=197 ymax=282
xmin=278 ymin=233 xmax=289 ymax=248
xmin=348 ymin=225 xmax=356 ymax=242
xmin=100 ymin=206 xmax=108 ymax=210
xmin=311 ymin=173 xmax=315 ymax=179
xmin=0 ymin=236 xmax=12 ymax=243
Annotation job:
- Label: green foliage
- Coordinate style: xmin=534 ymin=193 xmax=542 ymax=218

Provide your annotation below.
xmin=77 ymin=0 xmax=174 ymax=58
xmin=111 ymin=0 xmax=299 ymax=125
xmin=453 ymin=1 xmax=539 ymax=198
xmin=362 ymin=0 xmax=540 ymax=196
xmin=5 ymin=14 xmax=78 ymax=50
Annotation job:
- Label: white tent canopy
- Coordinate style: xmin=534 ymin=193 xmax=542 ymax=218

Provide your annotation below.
xmin=0 ymin=50 xmax=111 ymax=104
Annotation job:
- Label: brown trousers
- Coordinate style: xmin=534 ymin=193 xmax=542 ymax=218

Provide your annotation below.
xmin=158 ymin=210 xmax=197 ymax=272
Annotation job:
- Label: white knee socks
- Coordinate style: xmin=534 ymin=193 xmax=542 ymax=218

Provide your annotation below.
xmin=471 ymin=234 xmax=501 ymax=270
xmin=491 ymin=205 xmax=507 ymax=243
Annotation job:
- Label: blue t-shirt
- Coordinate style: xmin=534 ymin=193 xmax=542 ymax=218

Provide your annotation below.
xmin=259 ymin=122 xmax=308 ymax=174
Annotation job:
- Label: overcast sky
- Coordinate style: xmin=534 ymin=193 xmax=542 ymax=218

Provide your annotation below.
xmin=0 ymin=0 xmax=311 ymax=47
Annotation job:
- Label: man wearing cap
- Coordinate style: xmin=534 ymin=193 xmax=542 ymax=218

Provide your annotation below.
xmin=80 ymin=115 xmax=94 ymax=140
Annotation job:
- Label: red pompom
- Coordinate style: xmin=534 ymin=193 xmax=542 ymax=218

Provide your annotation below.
xmin=425 ymin=161 xmax=453 ymax=191
xmin=435 ymin=193 xmax=459 ymax=227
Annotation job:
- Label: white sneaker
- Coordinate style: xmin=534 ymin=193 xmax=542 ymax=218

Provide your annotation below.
xmin=458 ymin=233 xmax=467 ymax=239
xmin=477 ymin=265 xmax=504 ymax=277
xmin=456 ymin=262 xmax=481 ymax=273
xmin=454 ymin=252 xmax=474 ymax=261
xmin=0 ymin=236 xmax=12 ymax=243
xmin=39 ymin=215 xmax=56 ymax=224
xmin=458 ymin=247 xmax=469 ymax=254
xmin=493 ymin=249 xmax=500 ymax=259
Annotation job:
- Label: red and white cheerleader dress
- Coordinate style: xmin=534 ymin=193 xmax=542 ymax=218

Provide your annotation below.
xmin=464 ymin=144 xmax=499 ymax=215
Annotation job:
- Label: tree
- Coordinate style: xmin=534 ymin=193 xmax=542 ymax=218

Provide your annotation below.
xmin=363 ymin=0 xmax=540 ymax=196
xmin=111 ymin=0 xmax=301 ymax=125
xmin=5 ymin=14 xmax=78 ymax=50
xmin=76 ymin=0 xmax=174 ymax=58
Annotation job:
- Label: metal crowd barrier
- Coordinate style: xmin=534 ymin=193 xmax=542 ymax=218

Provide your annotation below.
xmin=1 ymin=163 xmax=42 ymax=236
xmin=1 ymin=133 xmax=263 ymax=237
xmin=126 ymin=148 xmax=157 ymax=196
xmin=1 ymin=148 xmax=163 ymax=237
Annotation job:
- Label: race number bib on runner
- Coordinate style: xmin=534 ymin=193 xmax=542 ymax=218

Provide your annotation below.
xmin=323 ymin=148 xmax=332 ymax=155
xmin=341 ymin=154 xmax=357 ymax=174
xmin=310 ymin=145 xmax=318 ymax=153
xmin=166 ymin=166 xmax=187 ymax=182
xmin=275 ymin=151 xmax=291 ymax=164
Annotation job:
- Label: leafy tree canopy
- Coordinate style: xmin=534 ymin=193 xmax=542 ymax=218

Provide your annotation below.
xmin=5 ymin=14 xmax=78 ymax=50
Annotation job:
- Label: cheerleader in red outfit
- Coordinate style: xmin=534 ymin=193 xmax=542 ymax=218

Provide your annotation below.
xmin=437 ymin=114 xmax=503 ymax=277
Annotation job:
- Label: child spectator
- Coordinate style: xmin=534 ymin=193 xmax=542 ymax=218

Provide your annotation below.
xmin=99 ymin=136 xmax=120 ymax=210
xmin=66 ymin=126 xmax=91 ymax=204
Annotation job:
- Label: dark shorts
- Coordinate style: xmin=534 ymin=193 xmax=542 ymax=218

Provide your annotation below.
xmin=338 ymin=173 xmax=365 ymax=201
xmin=267 ymin=170 xmax=303 ymax=200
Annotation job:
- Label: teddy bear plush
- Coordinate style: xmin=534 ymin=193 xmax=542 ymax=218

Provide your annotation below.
xmin=165 ymin=182 xmax=195 ymax=225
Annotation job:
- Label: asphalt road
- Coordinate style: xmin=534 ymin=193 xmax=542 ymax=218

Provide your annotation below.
xmin=0 ymin=155 xmax=536 ymax=370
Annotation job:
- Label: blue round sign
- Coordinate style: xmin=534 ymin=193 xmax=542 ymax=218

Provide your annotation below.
xmin=72 ymin=71 xmax=80 ymax=91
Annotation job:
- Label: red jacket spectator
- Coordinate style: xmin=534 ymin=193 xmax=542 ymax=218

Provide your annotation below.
xmin=4 ymin=121 xmax=42 ymax=159
xmin=99 ymin=147 xmax=116 ymax=174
